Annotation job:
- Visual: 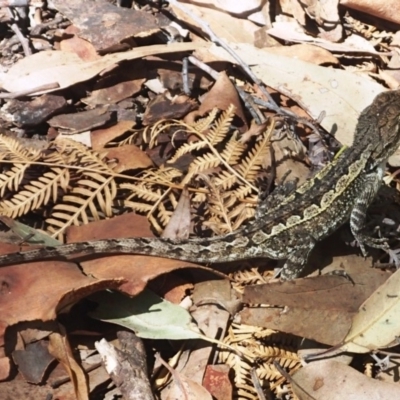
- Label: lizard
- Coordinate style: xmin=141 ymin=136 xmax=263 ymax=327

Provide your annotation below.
xmin=0 ymin=90 xmax=399 ymax=280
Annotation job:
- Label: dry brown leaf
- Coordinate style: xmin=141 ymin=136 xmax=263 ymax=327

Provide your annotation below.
xmin=203 ymin=365 xmax=232 ymax=400
xmin=194 ymin=71 xmax=248 ymax=130
xmin=143 ymin=94 xmax=198 ymax=125
xmin=0 ymin=42 xmax=209 ymax=95
xmin=52 ymin=0 xmax=160 ymax=52
xmin=170 ymin=2 xmax=259 ymax=44
xmin=0 ymin=260 xmax=122 ymax=328
xmin=105 ymin=144 xmax=153 ymax=173
xmin=165 ymin=375 xmax=213 ymax=400
xmin=292 ymin=360 xmax=400 ymax=399
xmin=66 ymin=213 xmax=154 ymax=242
xmin=12 ymin=340 xmax=55 ymax=384
xmin=265 ymin=43 xmax=339 ymax=65
xmin=49 ymin=329 xmax=89 ymax=400
xmin=341 ymin=0 xmax=400 ymax=25
xmin=48 ymin=107 xmax=111 ymax=134
xmin=81 ymin=255 xmax=202 ymax=297
xmin=241 ymin=258 xmax=390 ymax=345
xmin=199 ymin=42 xmax=385 ymax=146
xmin=161 ymin=188 xmax=191 ymax=239
xmin=59 ymin=25 xmax=101 ymax=62
xmin=91 ymin=121 xmax=136 ymax=150
xmin=82 ymin=66 xmax=146 ymax=106
xmin=267 ymin=21 xmax=385 ymax=54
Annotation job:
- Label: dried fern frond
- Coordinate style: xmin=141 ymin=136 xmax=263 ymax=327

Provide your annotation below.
xmin=237 ymin=130 xmax=271 ymax=183
xmin=44 ymin=138 xmax=118 ymax=238
xmin=219 ymin=323 xmax=301 ymax=399
xmin=200 ymin=175 xmax=233 ymax=234
xmin=220 ymin=134 xmax=246 ymax=165
xmin=192 ymin=107 xmax=219 ymax=133
xmin=0 ymin=136 xmax=43 ymax=195
xmin=0 ymin=168 xmax=69 ymax=218
xmin=0 ymin=135 xmax=42 ymax=162
xmin=207 ymin=104 xmax=236 ymax=145
xmin=118 ymin=108 xmax=275 ymax=233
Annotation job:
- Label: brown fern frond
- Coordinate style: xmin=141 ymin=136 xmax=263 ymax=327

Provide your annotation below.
xmin=122 ymin=183 xmax=162 ymax=203
xmin=0 ymin=168 xmax=70 ymax=218
xmin=220 ymin=322 xmax=301 ymax=399
xmin=207 ymin=104 xmax=236 ymax=146
xmin=192 ymin=108 xmax=218 ymax=133
xmin=0 ymin=165 xmax=29 ymax=196
xmin=186 ymin=153 xmax=221 ymax=180
xmin=167 ymin=140 xmax=208 ymax=164
xmin=123 ymin=201 xmax=153 ymax=214
xmin=156 ymin=201 xmax=173 ymax=227
xmin=202 ymin=177 xmax=233 ymax=233
xmin=213 ymin=170 xmax=238 ymax=191
xmin=45 ymin=138 xmax=118 ymax=238
xmin=47 ymin=176 xmax=117 ymax=238
xmin=229 ymin=203 xmax=255 ymax=230
xmin=0 ymin=135 xmax=42 ymax=162
xmin=220 ymin=134 xmax=246 ymax=165
xmin=0 ymin=136 xmax=43 ymax=195
xmin=237 ymin=131 xmax=270 ymax=183
xmin=233 ymin=185 xmax=253 ymax=200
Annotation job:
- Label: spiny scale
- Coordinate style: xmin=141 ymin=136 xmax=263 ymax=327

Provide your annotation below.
xmin=1 ymin=90 xmax=400 ymax=279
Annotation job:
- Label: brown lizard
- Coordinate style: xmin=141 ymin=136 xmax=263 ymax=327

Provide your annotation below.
xmin=0 ymin=90 xmax=400 ymax=279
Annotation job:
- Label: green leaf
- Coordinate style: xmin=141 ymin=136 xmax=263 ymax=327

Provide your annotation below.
xmin=89 ymin=289 xmax=203 ymax=340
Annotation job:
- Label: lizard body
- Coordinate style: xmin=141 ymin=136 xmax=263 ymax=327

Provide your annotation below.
xmin=1 ymin=90 xmax=400 ymax=279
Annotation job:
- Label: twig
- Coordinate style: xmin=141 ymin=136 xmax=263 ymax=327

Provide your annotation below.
xmin=6 ymin=7 xmax=32 ymax=56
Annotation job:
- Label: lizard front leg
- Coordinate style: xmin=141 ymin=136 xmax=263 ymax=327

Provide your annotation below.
xmin=350 ymin=164 xmax=391 ymax=256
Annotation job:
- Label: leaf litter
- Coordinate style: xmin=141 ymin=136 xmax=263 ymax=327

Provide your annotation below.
xmin=0 ymin=0 xmax=400 ymax=399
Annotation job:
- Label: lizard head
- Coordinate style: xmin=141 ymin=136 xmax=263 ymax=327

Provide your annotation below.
xmin=355 ymin=90 xmax=400 ymax=169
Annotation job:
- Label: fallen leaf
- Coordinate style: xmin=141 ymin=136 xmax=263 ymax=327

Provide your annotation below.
xmin=52 ymin=0 xmax=160 ymax=52
xmin=49 ymin=328 xmax=89 ymax=400
xmin=161 ymin=188 xmax=191 ymax=239
xmin=199 ymin=42 xmax=385 ymax=146
xmin=91 ymin=121 xmax=136 ymax=150
xmin=241 ymin=257 xmax=390 ymax=345
xmin=292 ymin=360 xmax=400 ymax=399
xmin=89 ymin=289 xmax=204 ymax=340
xmin=341 ymin=0 xmax=400 ymax=25
xmin=0 ymin=42 xmax=209 ymax=95
xmin=338 ymin=268 xmax=400 ymax=353
xmin=105 ymin=144 xmax=153 ymax=173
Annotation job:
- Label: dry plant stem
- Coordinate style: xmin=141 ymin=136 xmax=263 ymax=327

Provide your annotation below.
xmin=166 ymin=0 xmax=279 ymax=112
xmin=6 ymin=7 xmax=31 ymax=56
xmin=251 ymin=367 xmax=270 ymax=400
xmin=188 ymin=55 xmax=266 ymax=124
xmin=155 ymin=353 xmax=188 ymax=397
xmin=273 ymin=361 xmax=316 ymax=400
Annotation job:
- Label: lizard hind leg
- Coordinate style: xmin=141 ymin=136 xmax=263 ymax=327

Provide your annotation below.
xmin=350 ymin=167 xmax=400 ymax=267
